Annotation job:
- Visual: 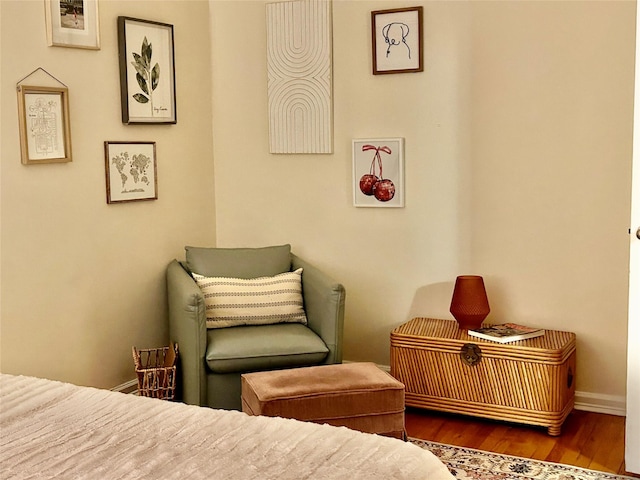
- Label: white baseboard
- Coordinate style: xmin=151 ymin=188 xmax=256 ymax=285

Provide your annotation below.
xmin=353 ymin=361 xmax=627 ymax=417
xmin=111 ymin=379 xmax=138 ymax=394
xmin=574 ymin=391 xmax=626 ymax=416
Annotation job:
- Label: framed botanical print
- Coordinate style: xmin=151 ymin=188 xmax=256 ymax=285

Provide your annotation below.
xmin=117 ymin=17 xmax=176 ymax=124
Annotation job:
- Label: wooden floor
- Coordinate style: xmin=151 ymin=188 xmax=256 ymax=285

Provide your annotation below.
xmin=405 ymin=407 xmax=639 ymax=477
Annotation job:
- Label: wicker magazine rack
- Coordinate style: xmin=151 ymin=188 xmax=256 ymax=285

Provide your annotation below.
xmin=132 ymin=343 xmax=179 ymax=400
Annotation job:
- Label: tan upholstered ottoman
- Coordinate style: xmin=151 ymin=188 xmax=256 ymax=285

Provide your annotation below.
xmin=241 ymin=362 xmax=406 ymax=439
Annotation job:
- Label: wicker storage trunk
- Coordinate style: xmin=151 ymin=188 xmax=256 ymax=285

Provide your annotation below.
xmin=390 ymin=318 xmax=576 ymax=435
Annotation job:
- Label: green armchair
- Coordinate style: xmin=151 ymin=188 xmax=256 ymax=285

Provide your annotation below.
xmin=167 ymin=244 xmax=345 ymax=410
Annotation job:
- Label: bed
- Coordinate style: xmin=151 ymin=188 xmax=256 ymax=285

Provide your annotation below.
xmin=0 ymin=374 xmax=454 ymax=479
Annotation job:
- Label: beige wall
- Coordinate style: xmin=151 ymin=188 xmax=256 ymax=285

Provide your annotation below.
xmin=470 ymin=1 xmax=635 ymax=402
xmin=0 ymin=0 xmax=216 ymax=388
xmin=1 ymin=0 xmax=634 ymax=407
xmin=211 ymin=0 xmax=634 ymax=406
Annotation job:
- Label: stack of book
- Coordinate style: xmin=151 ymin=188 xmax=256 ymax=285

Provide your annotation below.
xmin=468 ymin=323 xmax=545 ymax=343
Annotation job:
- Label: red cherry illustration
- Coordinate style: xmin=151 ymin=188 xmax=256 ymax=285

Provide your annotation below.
xmin=361 ymin=144 xmax=395 ymax=203
xmin=359 ymin=174 xmax=379 ymax=196
xmin=373 ymin=178 xmax=396 ymax=202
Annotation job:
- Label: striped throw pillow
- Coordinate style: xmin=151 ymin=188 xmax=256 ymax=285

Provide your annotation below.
xmin=192 ymin=268 xmax=308 ymax=329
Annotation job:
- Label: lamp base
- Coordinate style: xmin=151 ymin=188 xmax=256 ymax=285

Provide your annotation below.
xmin=452 ymin=314 xmax=486 ymax=331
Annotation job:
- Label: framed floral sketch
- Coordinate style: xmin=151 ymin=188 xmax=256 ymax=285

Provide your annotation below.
xmin=371 ymin=6 xmax=423 ymax=75
xmin=44 ymin=0 xmax=101 ymax=49
xmin=117 ymin=16 xmax=176 ymax=124
xmin=104 ymin=141 xmax=157 ymax=203
xmin=353 ymin=138 xmax=405 ymax=208
xmin=17 ymin=85 xmax=72 ymax=164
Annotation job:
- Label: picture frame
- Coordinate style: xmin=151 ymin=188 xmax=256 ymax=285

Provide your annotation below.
xmin=353 ymin=138 xmax=404 ymax=208
xmin=17 ymin=85 xmax=72 ymax=165
xmin=44 ymin=0 xmax=101 ymax=50
xmin=371 ymin=6 xmax=423 ymax=75
xmin=104 ymin=141 xmax=158 ymax=204
xmin=118 ymin=16 xmax=176 ymax=124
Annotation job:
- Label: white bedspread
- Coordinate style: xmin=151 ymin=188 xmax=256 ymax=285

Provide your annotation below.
xmin=0 ymin=374 xmax=453 ymax=479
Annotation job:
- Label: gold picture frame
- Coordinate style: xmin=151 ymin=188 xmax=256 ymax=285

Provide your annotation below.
xmin=17 ymin=85 xmax=72 ymax=165
xmin=44 ymin=0 xmax=101 ymax=50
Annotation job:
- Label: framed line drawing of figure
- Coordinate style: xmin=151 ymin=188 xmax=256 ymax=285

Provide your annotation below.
xmin=17 ymin=85 xmax=72 ymax=164
xmin=371 ymin=6 xmax=423 ymax=75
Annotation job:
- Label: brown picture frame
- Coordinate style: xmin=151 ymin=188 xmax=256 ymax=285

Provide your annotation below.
xmin=104 ymin=141 xmax=158 ymax=203
xmin=17 ymin=85 xmax=72 ymax=165
xmin=371 ymin=6 xmax=423 ymax=75
xmin=117 ymin=16 xmax=176 ymax=124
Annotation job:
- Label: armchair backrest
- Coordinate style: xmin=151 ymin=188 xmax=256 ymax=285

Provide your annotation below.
xmin=185 ymin=244 xmax=292 ymax=278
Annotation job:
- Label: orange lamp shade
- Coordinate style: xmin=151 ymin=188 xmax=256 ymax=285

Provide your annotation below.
xmin=450 ymin=275 xmax=490 ymax=330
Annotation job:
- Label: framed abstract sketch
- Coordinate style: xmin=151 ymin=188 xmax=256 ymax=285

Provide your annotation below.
xmin=371 ymin=6 xmax=423 ymax=75
xmin=104 ymin=141 xmax=157 ymax=203
xmin=117 ymin=17 xmax=176 ymax=124
xmin=44 ymin=0 xmax=101 ymax=49
xmin=17 ymin=85 xmax=72 ymax=164
xmin=353 ymin=138 xmax=404 ymax=208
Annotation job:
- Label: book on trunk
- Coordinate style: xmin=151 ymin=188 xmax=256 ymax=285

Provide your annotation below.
xmin=468 ymin=323 xmax=545 ymax=343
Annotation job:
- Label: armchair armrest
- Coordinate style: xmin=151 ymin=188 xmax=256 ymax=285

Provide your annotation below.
xmin=292 ymin=254 xmax=345 ymax=364
xmin=167 ymin=259 xmax=207 ymax=405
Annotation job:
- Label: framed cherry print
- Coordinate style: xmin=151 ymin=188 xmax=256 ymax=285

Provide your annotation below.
xmin=353 ymin=138 xmax=404 ymax=208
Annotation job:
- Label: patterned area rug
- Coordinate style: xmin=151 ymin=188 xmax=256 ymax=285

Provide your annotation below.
xmin=410 ymin=439 xmax=637 ymax=480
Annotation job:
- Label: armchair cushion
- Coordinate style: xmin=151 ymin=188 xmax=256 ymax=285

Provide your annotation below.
xmin=192 ymin=269 xmax=307 ymax=329
xmin=206 ymin=323 xmax=329 ymax=374
xmin=186 ymin=244 xmax=291 ymax=279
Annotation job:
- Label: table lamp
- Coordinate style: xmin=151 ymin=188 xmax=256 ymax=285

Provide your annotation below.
xmin=449 ymin=275 xmax=490 ymax=330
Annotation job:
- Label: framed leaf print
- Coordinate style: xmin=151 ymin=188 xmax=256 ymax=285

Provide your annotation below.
xmin=117 ymin=17 xmax=176 ymax=124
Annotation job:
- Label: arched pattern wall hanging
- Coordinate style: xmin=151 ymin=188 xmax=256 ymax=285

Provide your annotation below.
xmin=266 ymin=0 xmax=333 ymax=154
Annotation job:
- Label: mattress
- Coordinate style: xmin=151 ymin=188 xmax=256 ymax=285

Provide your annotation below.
xmin=0 ymin=374 xmax=453 ymax=479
